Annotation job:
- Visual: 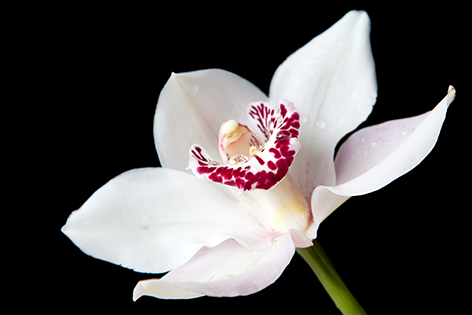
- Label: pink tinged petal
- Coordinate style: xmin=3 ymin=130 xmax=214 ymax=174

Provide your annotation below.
xmin=188 ymin=101 xmax=301 ymax=194
xmin=133 ymin=229 xmax=311 ymax=300
xmin=154 ymin=69 xmax=268 ymax=172
xmin=62 ymin=167 xmax=274 ymax=274
xmin=333 ymin=86 xmax=455 ymax=196
xmin=310 ymin=86 xmax=455 ymax=228
xmin=309 ymin=186 xmax=351 ymax=239
xmin=269 ymin=10 xmax=377 ymax=200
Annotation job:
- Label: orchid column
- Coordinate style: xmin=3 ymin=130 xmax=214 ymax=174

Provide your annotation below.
xmin=62 ymin=10 xmax=454 ymax=314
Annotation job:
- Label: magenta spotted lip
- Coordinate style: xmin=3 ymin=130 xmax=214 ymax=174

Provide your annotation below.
xmin=188 ymin=100 xmax=301 ymax=194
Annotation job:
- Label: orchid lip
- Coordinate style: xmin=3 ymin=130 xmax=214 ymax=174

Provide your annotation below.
xmin=188 ymin=100 xmax=301 ymax=195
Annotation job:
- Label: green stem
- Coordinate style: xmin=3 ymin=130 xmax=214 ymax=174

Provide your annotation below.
xmin=296 ymin=240 xmax=367 ymax=315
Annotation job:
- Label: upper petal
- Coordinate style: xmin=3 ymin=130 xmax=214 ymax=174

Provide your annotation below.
xmin=269 ymin=10 xmax=377 ymax=199
xmin=133 ymin=229 xmax=311 ymax=299
xmin=154 ymin=69 xmax=268 ymax=171
xmin=62 ymin=167 xmax=273 ymax=274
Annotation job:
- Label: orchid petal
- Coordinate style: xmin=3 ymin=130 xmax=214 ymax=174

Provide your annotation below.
xmin=188 ymin=101 xmax=301 ymax=194
xmin=62 ymin=167 xmax=273 ymax=274
xmin=269 ymin=10 xmax=377 ymax=200
xmin=311 ymin=86 xmax=455 ymax=227
xmin=333 ymin=86 xmax=454 ymax=195
xmin=133 ymin=229 xmax=311 ymax=300
xmin=154 ymin=69 xmax=268 ymax=172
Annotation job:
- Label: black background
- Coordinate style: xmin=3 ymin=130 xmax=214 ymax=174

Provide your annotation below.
xmin=32 ymin=2 xmax=469 ymax=314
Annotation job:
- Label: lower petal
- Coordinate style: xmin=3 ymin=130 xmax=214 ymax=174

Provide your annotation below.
xmin=62 ymin=167 xmax=273 ymax=274
xmin=133 ymin=229 xmax=311 ymax=299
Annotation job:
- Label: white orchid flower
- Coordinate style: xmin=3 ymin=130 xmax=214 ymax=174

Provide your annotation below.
xmin=62 ymin=10 xmax=454 ymax=307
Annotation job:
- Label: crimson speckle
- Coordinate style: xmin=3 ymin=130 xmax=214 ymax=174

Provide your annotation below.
xmin=188 ymin=101 xmax=301 ymax=193
xmin=254 ymin=155 xmax=265 ymax=165
xmin=280 ymin=104 xmax=287 ymax=117
xmin=269 ymin=148 xmax=281 ymax=159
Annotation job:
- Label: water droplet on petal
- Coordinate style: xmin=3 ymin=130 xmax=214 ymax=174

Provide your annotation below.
xmin=271 ymin=234 xmax=283 ymax=244
xmin=142 ymin=214 xmax=150 ymax=222
xmin=371 ymin=139 xmax=382 ymax=147
xmin=362 ymin=149 xmax=368 ymax=155
xmin=316 ymin=119 xmax=326 ymax=130
xmin=194 ymin=85 xmax=200 ymax=93
xmin=229 ymin=154 xmax=249 ymax=165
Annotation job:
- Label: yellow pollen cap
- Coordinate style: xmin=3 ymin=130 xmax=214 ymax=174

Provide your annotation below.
xmin=222 ymin=119 xmax=239 ymax=137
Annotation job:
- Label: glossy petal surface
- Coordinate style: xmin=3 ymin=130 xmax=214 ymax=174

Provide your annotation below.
xmin=62 ymin=167 xmax=273 ymax=274
xmin=269 ymin=10 xmax=377 ymax=199
xmin=133 ymin=230 xmax=311 ymax=299
xmin=154 ymin=70 xmax=268 ymax=171
xmin=310 ymin=87 xmax=455 ymax=227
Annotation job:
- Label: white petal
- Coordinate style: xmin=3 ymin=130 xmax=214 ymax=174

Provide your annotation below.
xmin=333 ymin=86 xmax=454 ymax=196
xmin=310 ymin=86 xmax=455 ymax=227
xmin=269 ymin=10 xmax=377 ymax=200
xmin=309 ymin=186 xmax=351 ymax=238
xmin=62 ymin=167 xmax=273 ymax=274
xmin=133 ymin=230 xmax=311 ymax=300
xmin=154 ymin=69 xmax=268 ymax=172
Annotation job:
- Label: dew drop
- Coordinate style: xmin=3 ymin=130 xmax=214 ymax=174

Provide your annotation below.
xmin=271 ymin=234 xmax=283 ymax=244
xmin=302 ymin=116 xmax=308 ymax=123
xmin=362 ymin=149 xmax=368 ymax=155
xmin=229 ymin=154 xmax=249 ymax=165
xmin=194 ymin=85 xmax=200 ymax=93
xmin=316 ymin=118 xmax=326 ymax=130
xmin=371 ymin=139 xmax=382 ymax=147
xmin=142 ymin=214 xmax=150 ymax=222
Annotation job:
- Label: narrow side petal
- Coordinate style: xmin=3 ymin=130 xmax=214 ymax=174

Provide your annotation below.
xmin=269 ymin=10 xmax=377 ymax=200
xmin=133 ymin=230 xmax=310 ymax=300
xmin=62 ymin=167 xmax=273 ymax=274
xmin=310 ymin=86 xmax=455 ymax=228
xmin=333 ymin=86 xmax=455 ymax=196
xmin=154 ymin=69 xmax=268 ymax=171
